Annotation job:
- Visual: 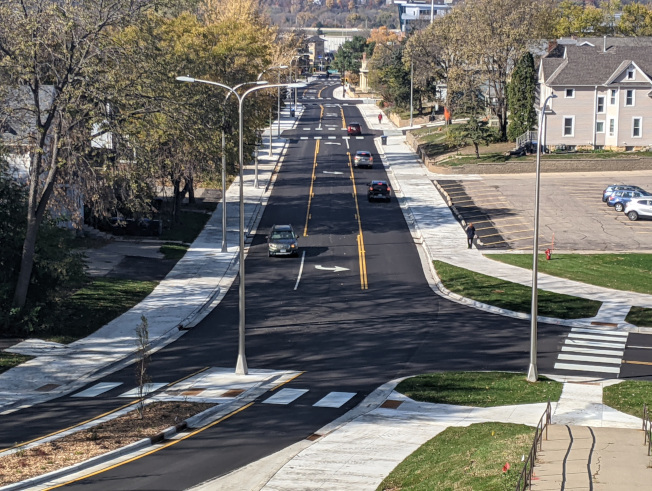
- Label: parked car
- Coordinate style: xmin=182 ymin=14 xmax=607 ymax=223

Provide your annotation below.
xmin=267 ymin=224 xmax=299 ymax=257
xmin=347 ymin=122 xmax=362 ymax=136
xmin=602 ymin=184 xmax=646 ymax=202
xmin=354 ymin=150 xmax=373 ymax=168
xmin=624 ymin=198 xmax=652 ymax=221
xmin=367 ymin=180 xmax=391 ymax=202
xmin=607 ymin=189 xmax=652 ymax=212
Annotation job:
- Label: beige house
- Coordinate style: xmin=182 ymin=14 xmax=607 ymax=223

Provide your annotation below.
xmin=539 ymin=37 xmax=652 ymax=151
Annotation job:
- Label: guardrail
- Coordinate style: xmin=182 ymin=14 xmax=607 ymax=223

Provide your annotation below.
xmin=643 ymin=404 xmax=652 ymax=455
xmin=515 ymin=400 xmax=552 ymax=490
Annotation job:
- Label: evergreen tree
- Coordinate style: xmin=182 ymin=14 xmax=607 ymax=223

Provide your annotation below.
xmin=507 ymin=51 xmax=538 ymax=142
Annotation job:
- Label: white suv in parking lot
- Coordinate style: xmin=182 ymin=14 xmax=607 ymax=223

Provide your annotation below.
xmin=624 ymin=198 xmax=652 ymax=221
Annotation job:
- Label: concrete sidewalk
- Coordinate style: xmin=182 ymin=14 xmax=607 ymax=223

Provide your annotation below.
xmin=2 ymin=82 xmax=652 ymax=490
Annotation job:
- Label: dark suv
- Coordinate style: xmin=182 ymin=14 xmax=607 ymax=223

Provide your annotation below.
xmin=367 ymin=180 xmax=391 ymax=202
xmin=267 ymin=224 xmax=299 ymax=257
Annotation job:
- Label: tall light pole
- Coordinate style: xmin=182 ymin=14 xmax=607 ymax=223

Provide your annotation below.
xmin=257 ymin=66 xmax=288 ymax=158
xmin=175 ymin=76 xmax=305 ymax=375
xmin=527 ymin=92 xmax=557 ymax=383
xmin=221 ymin=81 xmax=266 ymax=250
xmin=410 ymin=58 xmax=414 ymax=127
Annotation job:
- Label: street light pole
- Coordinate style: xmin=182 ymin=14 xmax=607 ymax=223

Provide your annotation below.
xmin=410 ymin=58 xmax=414 ymax=127
xmin=175 ymin=76 xmax=305 ymax=376
xmin=527 ymin=93 xmax=557 ymax=383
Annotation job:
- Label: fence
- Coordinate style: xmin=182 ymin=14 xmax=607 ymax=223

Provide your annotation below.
xmin=515 ymin=400 xmax=552 ymax=490
xmin=643 ymin=404 xmax=652 ymax=456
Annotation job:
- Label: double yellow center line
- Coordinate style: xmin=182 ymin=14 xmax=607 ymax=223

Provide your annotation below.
xmin=348 ymin=152 xmax=368 ymax=290
xmin=304 ymin=139 xmax=319 ymax=236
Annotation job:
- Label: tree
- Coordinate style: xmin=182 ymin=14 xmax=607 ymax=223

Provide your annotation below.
xmin=446 ymin=119 xmax=495 ymax=158
xmin=0 ymin=0 xmax=157 ymax=310
xmin=332 ymin=36 xmax=374 ymax=75
xmin=553 ymin=0 xmax=607 ymax=37
xmin=368 ymin=41 xmax=411 ymax=108
xmin=443 ymin=0 xmax=555 ymax=141
xmin=618 ymin=2 xmax=652 ymax=36
xmin=507 ymin=52 xmax=537 ymax=142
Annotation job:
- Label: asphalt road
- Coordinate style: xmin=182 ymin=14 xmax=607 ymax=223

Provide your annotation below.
xmin=4 ymin=80 xmax=652 ymax=490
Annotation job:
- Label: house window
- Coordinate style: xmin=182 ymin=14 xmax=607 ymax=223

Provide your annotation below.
xmin=609 ymin=118 xmax=615 ymax=136
xmin=633 ymin=117 xmax=642 ymax=138
xmin=627 ymin=69 xmax=635 ymax=80
xmin=596 ymin=121 xmax=605 ymax=133
xmin=597 ymin=96 xmax=605 ymax=113
xmin=610 ymin=89 xmax=617 ymax=105
xmin=565 ymin=88 xmax=575 ymax=98
xmin=563 ymin=117 xmax=574 ymax=136
xmin=626 ymin=89 xmax=634 ymax=106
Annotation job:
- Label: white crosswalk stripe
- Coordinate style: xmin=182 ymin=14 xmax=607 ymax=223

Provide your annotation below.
xmin=554 ymin=328 xmax=628 ymax=376
xmin=313 ymin=392 xmax=356 ymax=408
xmin=72 ymin=382 xmax=123 ymax=398
xmin=262 ymin=388 xmax=308 ymax=405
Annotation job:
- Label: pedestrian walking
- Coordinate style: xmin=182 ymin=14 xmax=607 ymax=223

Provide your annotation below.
xmin=466 ymin=223 xmax=476 ymax=249
xmin=378 ymin=113 xmax=383 ymax=124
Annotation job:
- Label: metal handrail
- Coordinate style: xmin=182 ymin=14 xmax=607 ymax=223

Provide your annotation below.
xmin=643 ymin=404 xmax=652 ymax=456
xmin=515 ymin=400 xmax=552 ymax=490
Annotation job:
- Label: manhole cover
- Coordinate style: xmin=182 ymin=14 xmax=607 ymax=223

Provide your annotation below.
xmin=380 ymin=399 xmax=403 ymax=409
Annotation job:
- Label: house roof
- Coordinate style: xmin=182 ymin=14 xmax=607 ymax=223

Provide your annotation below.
xmin=541 ymin=37 xmax=652 ymax=87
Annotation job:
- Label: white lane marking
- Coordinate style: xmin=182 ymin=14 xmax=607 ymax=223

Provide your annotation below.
xmin=323 ymin=171 xmax=343 ymax=174
xmin=324 ymin=142 xmax=341 ymax=145
xmin=303 ymin=128 xmax=310 ymax=130
xmin=568 ymin=333 xmax=627 ymax=343
xmin=314 ymin=136 xmax=322 ymax=140
xmin=558 ymin=354 xmax=622 ymax=364
xmin=561 ymin=346 xmax=624 ymax=357
xmin=565 ymin=339 xmax=626 ymax=349
xmin=554 ymin=363 xmax=620 ymax=374
xmin=573 ymin=328 xmax=628 ymax=337
xmin=345 ymin=138 xmax=350 ymax=150
xmin=72 ymin=382 xmax=123 ymax=398
xmin=328 ymin=136 xmax=336 ymax=139
xmin=300 ymin=137 xmax=308 ymax=140
xmin=313 ymin=392 xmax=356 ymax=408
xmin=315 ymin=265 xmax=349 ymax=272
xmin=356 ymin=136 xmax=364 ymax=139
xmin=294 ymin=251 xmax=306 ymax=291
xmin=118 ymin=383 xmax=167 ymax=398
xmin=263 ymin=388 xmax=308 ymax=405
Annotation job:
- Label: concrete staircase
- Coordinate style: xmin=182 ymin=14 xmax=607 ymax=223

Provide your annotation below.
xmin=532 ymin=424 xmax=651 ymax=490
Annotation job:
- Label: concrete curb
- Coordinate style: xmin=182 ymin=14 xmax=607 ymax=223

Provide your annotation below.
xmin=372 ymin=128 xmax=644 ymax=333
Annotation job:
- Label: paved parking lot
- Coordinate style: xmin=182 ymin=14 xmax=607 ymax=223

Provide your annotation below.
xmin=437 ymin=170 xmax=652 ymax=252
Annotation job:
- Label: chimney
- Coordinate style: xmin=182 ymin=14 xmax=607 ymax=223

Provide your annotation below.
xmin=548 ymin=40 xmax=558 ymax=53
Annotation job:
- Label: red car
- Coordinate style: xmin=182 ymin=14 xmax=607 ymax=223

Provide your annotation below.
xmin=347 ymin=122 xmax=362 ymax=136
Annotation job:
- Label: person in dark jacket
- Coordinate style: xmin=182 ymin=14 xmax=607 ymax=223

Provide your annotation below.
xmin=466 ymin=223 xmax=476 ymax=249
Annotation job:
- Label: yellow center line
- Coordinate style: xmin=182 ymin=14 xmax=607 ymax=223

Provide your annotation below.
xmin=340 ymin=106 xmax=346 ymax=128
xmin=622 ymin=360 xmax=652 ymax=366
xmin=44 ymin=403 xmax=255 ymax=490
xmin=318 ymin=87 xmax=325 ymax=98
xmin=304 ymin=140 xmax=320 ymax=236
xmin=348 ymin=152 xmax=368 ymax=289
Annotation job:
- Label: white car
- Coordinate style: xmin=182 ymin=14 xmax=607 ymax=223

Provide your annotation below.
xmin=354 ymin=150 xmax=373 ymax=168
xmin=624 ymin=198 xmax=652 ymax=221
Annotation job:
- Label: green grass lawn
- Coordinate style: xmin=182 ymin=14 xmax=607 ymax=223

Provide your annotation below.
xmin=487 ymin=253 xmax=652 ymax=294
xmin=160 ymin=243 xmax=189 ymax=260
xmin=381 ymin=372 xmax=560 ymax=491
xmin=603 ymin=381 xmax=652 ymax=418
xmin=0 ymin=352 xmax=32 ymax=375
xmin=43 ymin=278 xmax=158 ymax=344
xmin=433 ymin=260 xmax=601 ymax=319
xmin=377 ymin=422 xmax=532 ymax=491
xmin=396 ymin=372 xmax=562 ymax=407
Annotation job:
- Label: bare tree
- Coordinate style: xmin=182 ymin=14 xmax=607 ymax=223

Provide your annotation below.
xmin=0 ymin=0 xmax=156 ymax=309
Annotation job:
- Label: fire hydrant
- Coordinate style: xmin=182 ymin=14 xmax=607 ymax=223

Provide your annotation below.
xmin=545 ymin=248 xmax=552 ymax=261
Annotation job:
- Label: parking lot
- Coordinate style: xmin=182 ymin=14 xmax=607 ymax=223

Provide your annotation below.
xmin=437 ymin=170 xmax=652 ymax=252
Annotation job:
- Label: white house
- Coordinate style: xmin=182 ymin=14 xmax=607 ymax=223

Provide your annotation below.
xmin=539 ymin=37 xmax=652 ymax=151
